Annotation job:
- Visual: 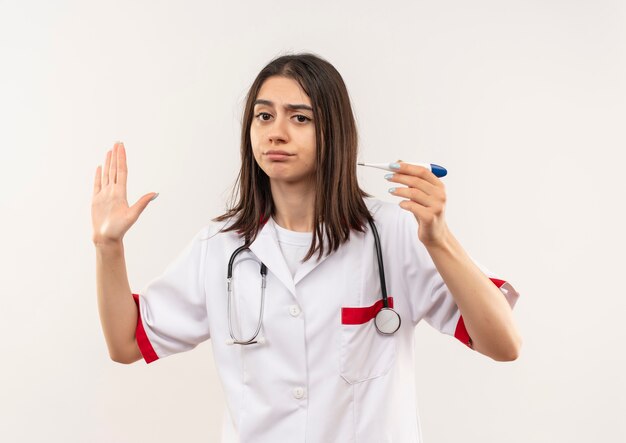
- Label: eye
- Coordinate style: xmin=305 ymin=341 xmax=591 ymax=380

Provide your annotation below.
xmin=255 ymin=112 xmax=272 ymax=121
xmin=294 ymin=115 xmax=311 ymax=123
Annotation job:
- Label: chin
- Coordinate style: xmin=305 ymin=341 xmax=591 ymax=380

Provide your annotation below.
xmin=268 ymin=175 xmax=299 ymax=184
xmin=267 ymin=172 xmax=310 ymax=185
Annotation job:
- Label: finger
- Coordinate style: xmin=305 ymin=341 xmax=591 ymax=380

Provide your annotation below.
xmin=389 ymin=186 xmax=433 ymax=207
xmin=117 ymin=142 xmax=127 ymax=189
xmin=396 ymin=162 xmax=441 ymax=187
xmin=109 ymin=142 xmax=119 ymax=184
xmin=386 ymin=172 xmax=437 ymax=196
xmin=129 ymin=192 xmax=159 ymax=221
xmin=103 ymin=150 xmax=112 ymax=186
xmin=399 ymin=199 xmax=430 ymax=221
xmin=93 ymin=165 xmax=102 ymax=195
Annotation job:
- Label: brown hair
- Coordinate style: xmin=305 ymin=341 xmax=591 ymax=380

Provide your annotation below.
xmin=213 ymin=52 xmax=373 ymax=261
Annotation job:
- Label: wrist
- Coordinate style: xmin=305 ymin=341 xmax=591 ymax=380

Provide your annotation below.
xmin=422 ymin=225 xmax=454 ymax=251
xmin=93 ymin=237 xmax=124 ymax=252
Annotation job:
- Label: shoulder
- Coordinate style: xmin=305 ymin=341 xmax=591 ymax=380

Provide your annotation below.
xmin=195 ymin=216 xmax=242 ymax=245
xmin=363 ymin=197 xmax=414 ymax=229
xmin=363 ymin=198 xmax=429 ymax=267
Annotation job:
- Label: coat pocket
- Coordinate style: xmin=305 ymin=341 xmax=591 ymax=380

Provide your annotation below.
xmin=340 ymin=297 xmax=397 ymax=384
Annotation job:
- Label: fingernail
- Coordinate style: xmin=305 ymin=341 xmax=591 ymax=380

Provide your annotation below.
xmin=384 ymin=173 xmax=393 ymax=180
xmin=388 ymin=187 xmax=396 ymax=193
xmin=150 ymin=193 xmax=159 ymax=201
xmin=389 ymin=163 xmax=400 ymax=170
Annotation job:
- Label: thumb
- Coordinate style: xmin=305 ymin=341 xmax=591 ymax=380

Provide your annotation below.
xmin=130 ymin=192 xmax=159 ymax=219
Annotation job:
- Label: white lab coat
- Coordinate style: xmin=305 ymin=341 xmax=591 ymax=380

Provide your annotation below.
xmin=132 ymin=197 xmax=519 ymax=442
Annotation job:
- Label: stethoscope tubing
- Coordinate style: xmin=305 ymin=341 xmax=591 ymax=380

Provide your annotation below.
xmin=226 ymin=216 xmax=398 ymax=344
xmin=367 ymin=218 xmax=389 ymax=308
xmin=227 ymin=244 xmax=268 ymax=345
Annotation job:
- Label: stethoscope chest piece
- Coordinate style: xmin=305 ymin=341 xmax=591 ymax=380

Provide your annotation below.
xmin=374 ymin=307 xmax=401 ymax=335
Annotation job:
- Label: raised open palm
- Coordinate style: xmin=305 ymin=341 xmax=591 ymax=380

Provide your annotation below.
xmin=91 ymin=141 xmax=157 ymax=246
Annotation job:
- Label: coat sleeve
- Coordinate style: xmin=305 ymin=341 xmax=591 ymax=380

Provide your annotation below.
xmin=131 ymin=226 xmax=211 ymax=363
xmin=395 ymin=207 xmax=520 ymax=348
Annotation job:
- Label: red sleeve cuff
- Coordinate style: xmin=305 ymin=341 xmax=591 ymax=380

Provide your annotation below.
xmin=453 ymin=278 xmax=509 ymax=349
xmin=132 ymin=293 xmax=160 ymax=364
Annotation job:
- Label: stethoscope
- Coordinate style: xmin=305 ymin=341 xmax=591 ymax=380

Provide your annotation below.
xmin=226 ymin=218 xmax=401 ymax=345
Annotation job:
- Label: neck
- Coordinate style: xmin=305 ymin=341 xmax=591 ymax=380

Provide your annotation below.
xmin=270 ymin=178 xmax=315 ymax=232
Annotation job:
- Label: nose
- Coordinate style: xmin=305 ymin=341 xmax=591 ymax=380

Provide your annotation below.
xmin=267 ymin=114 xmax=289 ymax=145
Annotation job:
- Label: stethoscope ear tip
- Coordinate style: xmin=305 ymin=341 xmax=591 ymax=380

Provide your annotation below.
xmin=256 ymin=335 xmax=266 ymax=345
xmin=225 ymin=339 xmax=235 ymax=346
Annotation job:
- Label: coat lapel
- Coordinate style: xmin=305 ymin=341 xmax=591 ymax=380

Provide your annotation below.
xmin=248 ymin=218 xmax=296 ymax=297
xmin=295 ymin=199 xmax=381 ymax=284
xmin=293 ymin=235 xmax=332 ymax=286
xmin=248 ymin=217 xmax=334 ymax=295
xmin=248 ymin=199 xmax=381 ymax=297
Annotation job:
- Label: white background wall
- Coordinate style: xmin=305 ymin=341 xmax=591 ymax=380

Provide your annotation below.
xmin=1 ymin=0 xmax=625 ymax=441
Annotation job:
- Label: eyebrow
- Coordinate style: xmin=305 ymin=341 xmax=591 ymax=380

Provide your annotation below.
xmin=253 ymin=99 xmax=313 ymax=112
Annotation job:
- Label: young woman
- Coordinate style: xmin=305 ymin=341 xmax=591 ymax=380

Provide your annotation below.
xmin=92 ymin=52 xmax=521 ymax=442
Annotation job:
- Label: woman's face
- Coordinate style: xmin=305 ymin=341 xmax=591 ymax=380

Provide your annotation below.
xmin=250 ymin=75 xmax=316 ymax=185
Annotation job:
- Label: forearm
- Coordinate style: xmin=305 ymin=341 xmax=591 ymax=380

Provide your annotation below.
xmin=424 ymin=229 xmax=522 ymax=361
xmin=95 ymin=240 xmax=141 ymax=363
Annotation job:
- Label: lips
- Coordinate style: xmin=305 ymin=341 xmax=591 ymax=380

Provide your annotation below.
xmin=265 ymin=150 xmax=293 ymax=156
xmin=264 ymin=150 xmax=294 ymax=161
